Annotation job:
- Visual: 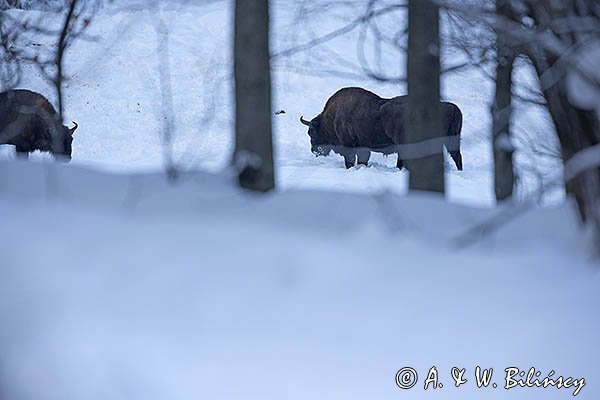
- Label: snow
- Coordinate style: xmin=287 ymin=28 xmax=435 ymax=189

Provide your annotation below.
xmin=0 ymin=2 xmax=595 ymax=400
xmin=0 ymin=160 xmax=598 ymax=400
xmin=1 ymin=0 xmax=561 ymax=206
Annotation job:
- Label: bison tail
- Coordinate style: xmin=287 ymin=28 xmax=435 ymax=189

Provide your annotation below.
xmin=447 ymin=104 xmax=463 ymax=170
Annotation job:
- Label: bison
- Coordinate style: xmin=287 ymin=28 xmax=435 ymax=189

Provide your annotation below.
xmin=0 ymin=89 xmax=78 ymax=161
xmin=300 ymin=87 xmax=463 ymax=170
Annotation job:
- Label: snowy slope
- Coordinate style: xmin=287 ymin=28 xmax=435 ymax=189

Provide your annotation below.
xmin=0 ymin=3 xmax=590 ymax=399
xmin=0 ymin=160 xmax=597 ymax=400
xmin=1 ymin=0 xmax=560 ymax=206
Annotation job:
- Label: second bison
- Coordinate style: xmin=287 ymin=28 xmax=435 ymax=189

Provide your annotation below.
xmin=0 ymin=89 xmax=78 ymax=161
xmin=300 ymin=87 xmax=463 ymax=170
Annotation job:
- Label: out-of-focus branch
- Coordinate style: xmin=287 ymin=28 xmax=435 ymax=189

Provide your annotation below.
xmin=55 ymin=0 xmax=78 ymax=118
xmin=154 ymin=13 xmax=177 ymax=180
xmin=272 ymin=3 xmax=407 ymax=60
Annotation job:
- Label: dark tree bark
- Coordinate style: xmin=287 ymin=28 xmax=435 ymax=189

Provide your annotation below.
xmin=405 ymin=0 xmax=444 ymax=193
xmin=233 ymin=0 xmax=274 ymax=192
xmin=520 ymin=0 xmax=600 ymax=248
xmin=531 ymin=54 xmax=600 ymax=218
xmin=492 ymin=0 xmax=516 ymax=201
xmin=468 ymin=0 xmax=600 ymax=245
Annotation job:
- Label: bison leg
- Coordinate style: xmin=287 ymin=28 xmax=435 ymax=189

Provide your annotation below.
xmin=342 ymin=152 xmax=356 ymax=169
xmin=356 ymin=149 xmax=370 ymax=166
xmin=396 ymin=156 xmax=404 ymax=170
xmin=450 ymin=151 xmax=463 ymax=171
xmin=15 ymin=148 xmax=29 ymax=160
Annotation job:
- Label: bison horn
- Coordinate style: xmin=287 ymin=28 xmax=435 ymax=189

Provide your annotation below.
xmin=300 ymin=116 xmax=311 ymax=126
xmin=69 ymin=121 xmax=78 ymax=134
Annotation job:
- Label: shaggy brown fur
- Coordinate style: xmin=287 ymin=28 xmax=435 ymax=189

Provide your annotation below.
xmin=300 ymin=87 xmax=463 ymax=170
xmin=0 ymin=89 xmax=78 ymax=160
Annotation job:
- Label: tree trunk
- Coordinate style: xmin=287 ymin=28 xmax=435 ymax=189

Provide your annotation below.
xmin=233 ymin=0 xmax=274 ymax=192
xmin=529 ymin=51 xmax=600 ymax=249
xmin=405 ymin=0 xmax=444 ymax=193
xmin=492 ymin=0 xmax=515 ymax=201
xmin=522 ymin=0 xmax=600 ymax=252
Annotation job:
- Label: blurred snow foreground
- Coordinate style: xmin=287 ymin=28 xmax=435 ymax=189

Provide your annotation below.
xmin=0 ymin=161 xmax=598 ymax=400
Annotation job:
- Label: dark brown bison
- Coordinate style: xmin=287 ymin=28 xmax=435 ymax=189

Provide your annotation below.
xmin=300 ymin=87 xmax=463 ymax=170
xmin=0 ymin=89 xmax=78 ymax=161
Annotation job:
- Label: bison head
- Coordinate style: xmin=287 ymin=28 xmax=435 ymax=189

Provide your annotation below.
xmin=50 ymin=121 xmax=78 ymax=161
xmin=300 ymin=115 xmax=331 ymax=157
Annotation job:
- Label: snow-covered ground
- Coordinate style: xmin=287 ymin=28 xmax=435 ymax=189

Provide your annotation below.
xmin=1 ymin=0 xmax=561 ymax=206
xmin=1 ymin=160 xmax=598 ymax=400
xmin=1 ymin=2 xmax=596 ymax=400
